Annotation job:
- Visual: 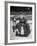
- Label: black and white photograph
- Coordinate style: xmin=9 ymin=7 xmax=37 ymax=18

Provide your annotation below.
xmin=10 ymin=6 xmax=32 ymax=40
xmin=5 ymin=2 xmax=36 ymax=44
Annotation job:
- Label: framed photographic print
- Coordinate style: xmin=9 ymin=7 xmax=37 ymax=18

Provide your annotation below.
xmin=5 ymin=1 xmax=36 ymax=45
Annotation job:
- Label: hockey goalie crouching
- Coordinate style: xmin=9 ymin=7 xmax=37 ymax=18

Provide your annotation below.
xmin=13 ymin=17 xmax=30 ymax=37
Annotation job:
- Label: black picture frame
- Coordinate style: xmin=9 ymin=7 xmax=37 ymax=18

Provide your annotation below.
xmin=5 ymin=1 xmax=36 ymax=45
